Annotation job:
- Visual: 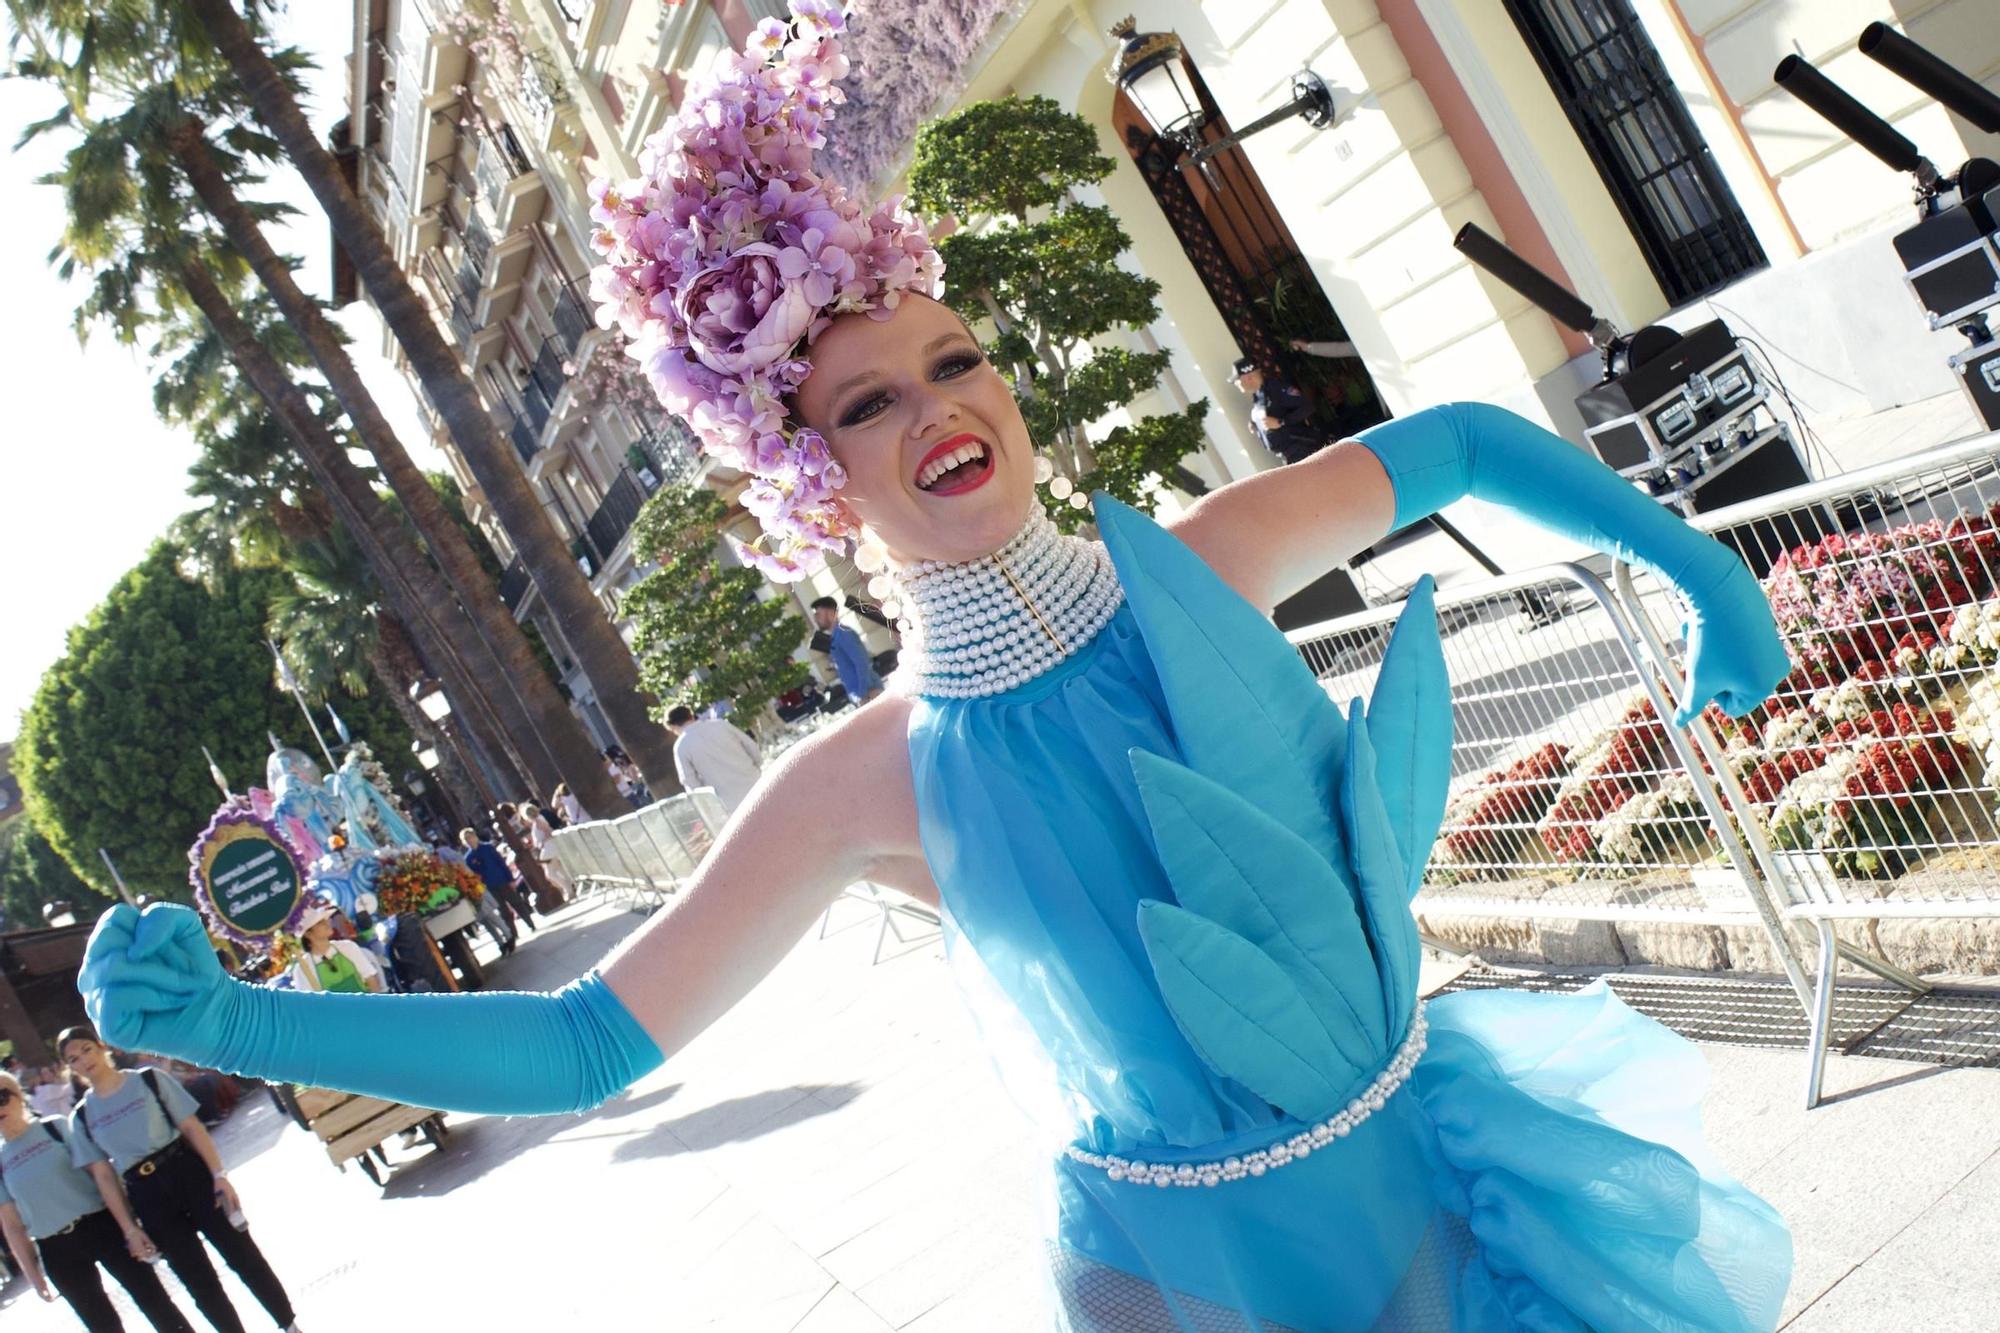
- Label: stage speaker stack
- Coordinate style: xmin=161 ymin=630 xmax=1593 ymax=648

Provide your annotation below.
xmin=1779 ymin=27 xmax=2000 ymax=430
xmin=1453 ymin=224 xmax=1809 ymax=569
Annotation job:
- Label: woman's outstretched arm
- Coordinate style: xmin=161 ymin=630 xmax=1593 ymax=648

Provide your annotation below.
xmin=1172 ymin=401 xmax=1788 ymax=723
xmin=78 ymin=700 xmax=926 ymax=1116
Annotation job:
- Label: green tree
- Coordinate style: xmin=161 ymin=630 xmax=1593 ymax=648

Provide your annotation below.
xmin=622 ymin=488 xmax=811 ymax=722
xmin=14 ymin=544 xmax=387 ymax=901
xmin=0 ymin=817 xmax=101 ymax=932
xmin=910 ymin=96 xmax=1211 ymax=529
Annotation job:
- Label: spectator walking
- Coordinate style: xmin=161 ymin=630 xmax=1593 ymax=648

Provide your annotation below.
xmin=457 ymin=829 xmax=520 ymax=956
xmin=0 ymin=1067 xmax=193 ymax=1331
xmin=811 ymin=597 xmax=884 ymax=704
xmin=550 ymin=782 xmax=587 ymax=827
xmin=519 ymin=803 xmax=571 ymax=898
xmin=603 ymin=748 xmax=652 ymax=809
xmin=494 ymin=804 xmax=559 ymax=914
xmin=665 ymin=706 xmax=764 ymax=816
xmin=59 ymin=1029 xmax=302 ymax=1333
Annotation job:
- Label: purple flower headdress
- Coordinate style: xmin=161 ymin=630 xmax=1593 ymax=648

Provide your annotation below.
xmin=586 ymin=0 xmax=945 ymax=581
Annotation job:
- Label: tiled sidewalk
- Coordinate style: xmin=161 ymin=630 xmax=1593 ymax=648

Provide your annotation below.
xmin=3 ymin=893 xmax=1997 ymax=1330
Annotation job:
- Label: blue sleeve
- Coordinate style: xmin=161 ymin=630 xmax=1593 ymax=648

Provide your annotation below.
xmin=828 ymin=627 xmax=868 ymax=694
xmin=82 ymin=904 xmax=664 ymax=1118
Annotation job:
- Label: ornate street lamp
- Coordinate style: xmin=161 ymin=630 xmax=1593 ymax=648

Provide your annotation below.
xmin=410 ymin=678 xmax=453 ymax=724
xmin=1108 ymin=18 xmax=1341 ymax=170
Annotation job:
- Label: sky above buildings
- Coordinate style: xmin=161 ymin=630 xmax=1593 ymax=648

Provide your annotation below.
xmin=0 ymin=6 xmax=439 ymax=742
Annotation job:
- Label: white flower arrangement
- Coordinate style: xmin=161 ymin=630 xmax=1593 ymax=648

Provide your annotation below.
xmin=1595 ymin=772 xmax=1706 ymax=865
xmin=1761 ymin=709 xmax=1826 ymax=752
xmin=1810 ymin=676 xmax=1891 ymax=724
xmin=1768 ymin=750 xmax=1863 ymax=851
xmin=1954 ymin=673 xmax=2000 ymax=778
xmin=1930 ymin=598 xmax=2000 ymax=671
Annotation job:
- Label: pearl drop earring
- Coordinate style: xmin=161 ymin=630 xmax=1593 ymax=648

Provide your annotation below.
xmin=855 ymin=532 xmax=901 ymax=621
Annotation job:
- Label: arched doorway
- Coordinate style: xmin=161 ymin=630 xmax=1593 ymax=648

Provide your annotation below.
xmin=1112 ymin=62 xmax=1392 ymax=458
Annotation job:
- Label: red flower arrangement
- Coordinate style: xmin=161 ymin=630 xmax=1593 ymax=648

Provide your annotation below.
xmin=1439 ymin=742 xmax=1570 ymax=863
xmin=374 ymin=851 xmax=485 ymax=918
xmin=1537 ymin=698 xmax=1673 ymax=863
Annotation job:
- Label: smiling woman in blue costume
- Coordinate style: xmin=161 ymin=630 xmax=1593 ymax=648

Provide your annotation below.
xmin=79 ymin=5 xmax=1792 ymax=1329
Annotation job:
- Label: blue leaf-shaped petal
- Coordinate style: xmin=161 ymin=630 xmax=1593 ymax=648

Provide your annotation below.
xmin=1368 ymin=575 xmax=1452 ymax=898
xmin=1131 ymin=748 xmax=1389 ymax=1063
xmin=1136 ymin=901 xmax=1348 ymax=1122
xmin=1096 ymin=496 xmax=1345 ymax=864
xmin=1341 ymin=703 xmax=1422 ymax=1035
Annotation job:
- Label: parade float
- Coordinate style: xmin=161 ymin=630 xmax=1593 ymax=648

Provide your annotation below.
xmin=191 ymin=738 xmax=490 ymax=993
xmin=187 ymin=737 xmax=463 ymax=1186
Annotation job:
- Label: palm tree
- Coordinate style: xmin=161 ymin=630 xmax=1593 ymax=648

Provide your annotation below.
xmin=267 ymin=529 xmax=487 ymax=825
xmin=12 ymin=7 xmax=634 ymax=811
xmin=148 ymin=275 xmax=558 ymax=805
xmin=158 ymin=299 xmax=516 ymax=824
xmin=182 ymin=0 xmax=682 ymax=791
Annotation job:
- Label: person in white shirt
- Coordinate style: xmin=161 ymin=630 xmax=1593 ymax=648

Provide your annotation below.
xmin=665 ymin=706 xmax=763 ymax=815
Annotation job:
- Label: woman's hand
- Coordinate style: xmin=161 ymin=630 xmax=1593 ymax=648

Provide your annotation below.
xmin=78 ymin=904 xmax=239 ymax=1067
xmin=213 ymin=1177 xmax=243 ymax=1222
xmin=124 ymin=1225 xmax=158 ymax=1263
xmin=1674 ymin=545 xmax=1792 ymax=725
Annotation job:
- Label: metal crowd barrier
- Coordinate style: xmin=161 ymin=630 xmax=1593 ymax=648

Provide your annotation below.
xmin=1617 ymin=430 xmax=2000 ymax=1106
xmin=544 ymin=790 xmax=729 ymax=911
xmin=1288 ymin=430 xmax=2000 ymax=1108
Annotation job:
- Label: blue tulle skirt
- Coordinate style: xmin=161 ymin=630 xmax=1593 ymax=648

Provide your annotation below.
xmin=1041 ymin=983 xmax=1790 ymax=1332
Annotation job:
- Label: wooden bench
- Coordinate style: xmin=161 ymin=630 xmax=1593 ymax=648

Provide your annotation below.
xmin=288 ymin=1085 xmax=448 ymax=1186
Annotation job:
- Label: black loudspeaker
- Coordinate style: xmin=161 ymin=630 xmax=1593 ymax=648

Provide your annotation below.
xmin=1273 ymin=567 xmax=1368 ymax=633
xmin=1684 ymin=434 xmax=1815 ymax=577
xmin=1952 ymin=338 xmax=2000 ymax=428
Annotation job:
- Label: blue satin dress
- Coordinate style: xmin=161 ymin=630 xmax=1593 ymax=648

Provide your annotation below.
xmin=906 ymin=499 xmax=1792 ymax=1331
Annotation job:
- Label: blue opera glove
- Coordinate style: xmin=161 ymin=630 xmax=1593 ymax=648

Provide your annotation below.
xmin=1355 ymin=401 xmax=1789 ymax=724
xmin=78 ymin=903 xmax=661 ymax=1116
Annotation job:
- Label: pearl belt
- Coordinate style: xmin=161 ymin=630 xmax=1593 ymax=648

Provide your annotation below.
xmin=1062 ymin=1001 xmax=1429 ymax=1188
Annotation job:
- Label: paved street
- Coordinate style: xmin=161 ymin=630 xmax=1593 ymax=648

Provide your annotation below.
xmin=4 ymin=891 xmax=1998 ymax=1331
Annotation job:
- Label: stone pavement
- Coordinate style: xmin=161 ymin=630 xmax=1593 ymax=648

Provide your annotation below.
xmin=3 ymin=892 xmax=1997 ymax=1330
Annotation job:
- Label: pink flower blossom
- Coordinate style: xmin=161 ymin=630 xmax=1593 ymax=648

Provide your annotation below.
xmin=580 ymin=0 xmax=944 ymax=581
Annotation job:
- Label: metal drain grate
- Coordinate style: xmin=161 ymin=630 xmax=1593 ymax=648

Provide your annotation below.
xmin=1441 ymin=969 xmax=2000 ymax=1068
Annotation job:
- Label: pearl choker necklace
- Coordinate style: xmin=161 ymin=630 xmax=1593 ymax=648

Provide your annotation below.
xmin=886 ymin=509 xmax=1124 ymax=699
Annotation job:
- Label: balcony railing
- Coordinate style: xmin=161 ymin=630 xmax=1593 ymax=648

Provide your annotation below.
xmin=583 ymin=469 xmax=648 ymax=566
xmin=450 ymin=296 xmax=478 ymax=346
xmin=461 ymin=213 xmax=492 ymax=274
xmin=530 ymin=335 xmax=569 ymax=405
xmin=634 ymin=417 xmax=703 ymax=490
xmin=509 ymin=411 xmax=541 ymax=465
xmin=553 ymin=284 xmax=593 ymax=353
xmin=499 ymin=557 xmax=532 ymax=611
xmin=454 ymin=254 xmax=483 ymax=305
xmin=517 ymin=378 xmax=553 ymax=437
xmin=518 ymin=48 xmax=572 ymax=124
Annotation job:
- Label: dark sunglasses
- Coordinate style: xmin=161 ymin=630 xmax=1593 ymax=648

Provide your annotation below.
xmin=0 ymin=1089 xmax=16 ymax=1107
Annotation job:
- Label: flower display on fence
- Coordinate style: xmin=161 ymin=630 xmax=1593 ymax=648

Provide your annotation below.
xmin=1930 ymin=598 xmax=2000 ymax=672
xmin=1536 ymin=696 xmax=1672 ymax=863
xmin=1436 ymin=742 xmax=1570 ymax=867
xmin=1596 ymin=772 xmax=1706 ymax=866
xmin=1435 ymin=505 xmax=2000 ymax=886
